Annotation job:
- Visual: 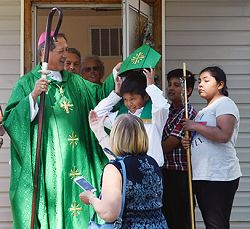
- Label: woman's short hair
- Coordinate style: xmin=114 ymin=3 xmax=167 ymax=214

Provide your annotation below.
xmin=110 ymin=114 xmax=148 ymax=156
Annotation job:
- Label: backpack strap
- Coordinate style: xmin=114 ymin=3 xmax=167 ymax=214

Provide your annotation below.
xmin=103 ymin=147 xmax=117 ymax=159
xmin=116 ymin=157 xmax=127 ymax=224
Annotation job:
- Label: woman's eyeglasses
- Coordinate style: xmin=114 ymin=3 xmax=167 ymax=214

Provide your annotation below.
xmin=84 ymin=66 xmax=100 ymax=72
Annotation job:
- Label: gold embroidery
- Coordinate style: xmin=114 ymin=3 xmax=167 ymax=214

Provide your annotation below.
xmin=70 ymin=166 xmax=81 ymax=179
xmin=68 ymin=132 xmax=79 ymax=147
xmin=58 ymin=85 xmax=64 ymax=96
xmin=53 ymin=83 xmax=74 ymax=114
xmin=131 ymin=52 xmax=145 ymax=64
xmin=69 ymin=202 xmax=82 ymax=217
xmin=53 ymin=83 xmax=65 ymax=96
xmin=60 ymin=101 xmax=74 ymax=114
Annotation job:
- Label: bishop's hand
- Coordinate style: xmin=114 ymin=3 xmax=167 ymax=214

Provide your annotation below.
xmin=31 ymin=78 xmax=50 ymax=103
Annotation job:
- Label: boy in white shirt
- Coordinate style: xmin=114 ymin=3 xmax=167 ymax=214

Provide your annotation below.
xmin=94 ymin=68 xmax=170 ymax=166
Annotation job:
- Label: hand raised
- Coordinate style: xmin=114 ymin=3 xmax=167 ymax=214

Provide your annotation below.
xmin=114 ymin=62 xmax=122 ymax=73
xmin=89 ymin=110 xmax=107 ymax=133
xmin=114 ymin=76 xmax=122 ymax=96
xmin=143 ymin=67 xmax=155 ymax=86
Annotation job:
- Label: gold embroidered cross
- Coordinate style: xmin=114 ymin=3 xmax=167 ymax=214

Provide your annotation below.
xmin=68 ymin=132 xmax=79 ymax=147
xmin=69 ymin=166 xmax=81 ymax=180
xmin=60 ymin=101 xmax=74 ymax=114
xmin=131 ymin=52 xmax=145 ymax=64
xmin=58 ymin=85 xmax=64 ymax=96
xmin=69 ymin=202 xmax=82 ymax=217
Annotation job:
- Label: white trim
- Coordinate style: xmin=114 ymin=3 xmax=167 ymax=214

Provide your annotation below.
xmin=162 ymin=0 xmax=166 ymax=95
xmin=32 ymin=5 xmax=37 ymax=68
xmin=33 ymin=4 xmax=121 ymax=9
xmin=20 ymin=0 xmax=24 ymax=76
xmin=118 ymin=27 xmax=122 ymax=56
xmin=122 ymin=0 xmax=128 ymax=59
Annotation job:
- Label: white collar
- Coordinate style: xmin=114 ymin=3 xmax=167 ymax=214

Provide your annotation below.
xmin=48 ymin=70 xmax=62 ymax=82
xmin=128 ymin=107 xmax=144 ymax=117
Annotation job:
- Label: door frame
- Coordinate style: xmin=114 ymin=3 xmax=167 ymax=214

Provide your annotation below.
xmin=24 ymin=0 xmax=163 ymax=84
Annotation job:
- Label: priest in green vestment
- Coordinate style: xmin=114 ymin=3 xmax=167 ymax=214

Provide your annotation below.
xmin=2 ymin=33 xmax=115 ymax=228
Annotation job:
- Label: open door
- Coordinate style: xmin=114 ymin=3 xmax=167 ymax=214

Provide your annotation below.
xmin=122 ymin=0 xmax=151 ymax=58
xmin=31 ymin=4 xmax=122 ymax=77
xmin=122 ymin=0 xmax=164 ymax=90
xmin=24 ymin=0 xmax=162 ymax=78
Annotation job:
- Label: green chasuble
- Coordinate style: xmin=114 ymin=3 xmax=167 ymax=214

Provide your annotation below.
xmin=3 ymin=64 xmax=114 ymax=229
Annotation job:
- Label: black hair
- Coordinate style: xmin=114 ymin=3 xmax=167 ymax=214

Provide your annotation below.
xmin=167 ymin=68 xmax=196 ymax=90
xmin=120 ymin=70 xmax=147 ymax=98
xmin=67 ymin=47 xmax=81 ymax=59
xmin=199 ymin=66 xmax=228 ymax=96
xmin=167 ymin=68 xmax=196 ymax=97
xmin=38 ymin=33 xmax=67 ymax=57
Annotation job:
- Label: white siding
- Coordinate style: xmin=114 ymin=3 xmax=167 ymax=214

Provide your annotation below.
xmin=165 ymin=0 xmax=250 ymax=228
xmin=0 ymin=0 xmax=20 ymax=228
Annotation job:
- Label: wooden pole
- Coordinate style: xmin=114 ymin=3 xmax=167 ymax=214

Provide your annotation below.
xmin=30 ymin=8 xmax=63 ymax=229
xmin=183 ymin=62 xmax=196 ymax=229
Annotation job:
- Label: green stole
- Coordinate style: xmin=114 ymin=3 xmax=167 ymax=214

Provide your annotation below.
xmin=117 ymin=99 xmax=152 ymax=124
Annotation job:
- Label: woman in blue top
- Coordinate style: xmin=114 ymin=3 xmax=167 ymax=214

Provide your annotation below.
xmin=80 ymin=111 xmax=168 ymax=228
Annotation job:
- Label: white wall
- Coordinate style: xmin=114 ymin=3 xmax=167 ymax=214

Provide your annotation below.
xmin=0 ymin=0 xmax=20 ymax=228
xmin=165 ymin=0 xmax=250 ymax=228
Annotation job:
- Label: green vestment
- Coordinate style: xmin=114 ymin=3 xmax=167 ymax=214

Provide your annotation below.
xmin=117 ymin=99 xmax=152 ymax=120
xmin=3 ymin=64 xmax=114 ymax=229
